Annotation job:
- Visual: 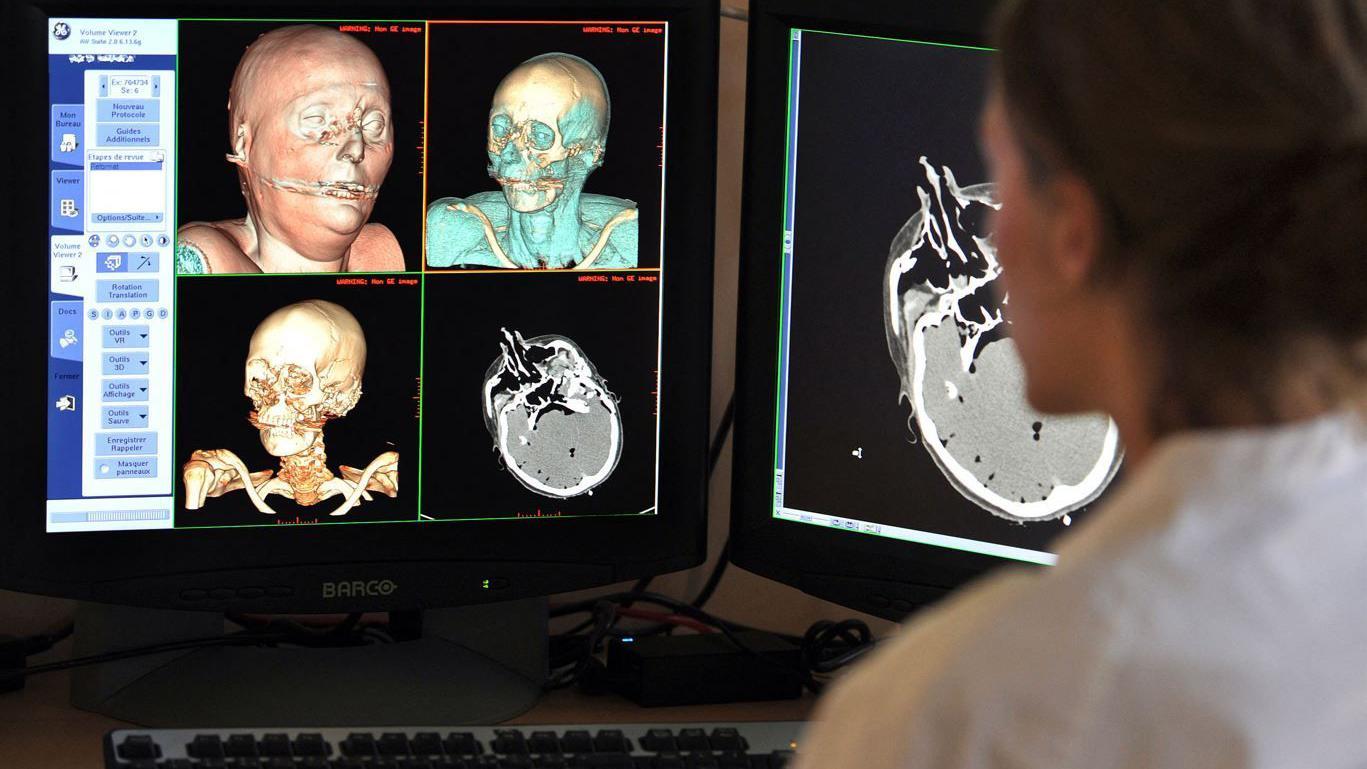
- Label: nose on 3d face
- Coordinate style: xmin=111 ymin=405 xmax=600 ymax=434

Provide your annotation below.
xmin=486 ymin=53 xmax=610 ymax=213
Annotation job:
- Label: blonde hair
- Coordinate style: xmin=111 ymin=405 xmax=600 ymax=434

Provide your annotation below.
xmin=992 ymin=0 xmax=1367 ymax=430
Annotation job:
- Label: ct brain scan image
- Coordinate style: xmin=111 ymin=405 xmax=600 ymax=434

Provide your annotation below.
xmin=426 ymin=52 xmax=640 ymax=270
xmin=884 ymin=157 xmax=1122 ymax=523
xmin=482 ymin=329 xmax=623 ymax=498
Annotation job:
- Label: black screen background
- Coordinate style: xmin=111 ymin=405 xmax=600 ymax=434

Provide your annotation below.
xmin=780 ymin=32 xmax=1107 ymax=554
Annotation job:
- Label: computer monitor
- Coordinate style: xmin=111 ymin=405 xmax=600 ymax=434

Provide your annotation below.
xmin=730 ymin=0 xmax=1124 ymax=621
xmin=4 ymin=0 xmax=717 ymax=724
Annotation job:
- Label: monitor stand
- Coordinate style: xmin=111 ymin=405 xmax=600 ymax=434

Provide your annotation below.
xmin=69 ymin=598 xmax=548 ymax=727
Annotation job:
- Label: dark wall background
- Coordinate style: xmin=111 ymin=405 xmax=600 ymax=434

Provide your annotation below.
xmin=425 ymin=22 xmax=667 ymax=269
xmin=174 ymin=275 xmax=421 ymax=527
xmin=177 ymin=20 xmax=427 ymax=270
xmin=421 ymin=272 xmax=661 ymax=519
xmin=781 ymin=32 xmax=1112 ymax=553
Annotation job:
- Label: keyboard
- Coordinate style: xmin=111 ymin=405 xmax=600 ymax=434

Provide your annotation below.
xmin=105 ymin=722 xmax=803 ymax=769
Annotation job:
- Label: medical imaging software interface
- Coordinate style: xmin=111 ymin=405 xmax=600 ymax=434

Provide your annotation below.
xmin=771 ymin=29 xmax=1123 ymax=565
xmin=45 ymin=17 xmax=672 ymax=533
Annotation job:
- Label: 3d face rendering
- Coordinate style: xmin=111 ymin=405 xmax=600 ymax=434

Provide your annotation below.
xmin=426 ymin=53 xmax=640 ymax=270
xmin=181 ymin=299 xmax=399 ymax=516
xmin=884 ymin=157 xmax=1122 ymax=523
xmin=177 ymin=25 xmax=403 ymax=274
xmin=482 ymin=329 xmax=623 ymax=498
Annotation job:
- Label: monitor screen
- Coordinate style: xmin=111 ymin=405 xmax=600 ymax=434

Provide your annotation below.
xmin=45 ymin=15 xmax=672 ymax=533
xmin=770 ymin=28 xmax=1122 ymax=565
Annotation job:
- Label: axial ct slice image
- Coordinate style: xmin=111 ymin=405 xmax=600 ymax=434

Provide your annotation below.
xmin=482 ymin=329 xmax=623 ymax=498
xmin=181 ymin=299 xmax=399 ymax=516
xmin=426 ymin=53 xmax=640 ymax=270
xmin=884 ymin=157 xmax=1122 ymax=523
xmin=177 ymin=25 xmax=403 ymax=274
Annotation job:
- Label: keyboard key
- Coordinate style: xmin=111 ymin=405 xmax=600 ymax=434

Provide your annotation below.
xmin=560 ymin=731 xmax=594 ymax=754
xmin=715 ymin=752 xmax=749 ymax=769
xmin=535 ymin=756 xmax=569 ymax=768
xmin=294 ymin=732 xmax=330 ymax=756
xmin=577 ymin=755 xmax=636 ymax=769
xmin=341 ymin=733 xmax=379 ymax=758
xmin=768 ymin=751 xmax=795 ymax=769
xmin=444 ymin=732 xmax=483 ymax=755
xmin=226 ymin=760 xmax=259 ymax=769
xmin=652 ymin=752 xmax=686 ymax=768
xmin=709 ymin=730 xmax=746 ymax=752
xmin=125 ymin=761 xmax=157 ymax=769
xmin=118 ymin=734 xmax=161 ymax=760
xmin=259 ymin=733 xmax=293 ymax=757
xmin=641 ymin=730 xmax=678 ymax=752
xmin=401 ymin=760 xmax=437 ymax=769
xmin=224 ymin=734 xmax=258 ymax=758
xmin=262 ymin=758 xmax=295 ymax=769
xmin=411 ymin=732 xmax=445 ymax=756
xmin=189 ymin=735 xmax=226 ymax=759
xmin=501 ymin=756 xmax=534 ymax=769
xmin=684 ymin=753 xmax=719 ymax=769
xmin=494 ymin=729 xmax=530 ymax=755
xmin=156 ymin=760 xmax=192 ymax=769
xmin=380 ymin=732 xmax=413 ymax=756
xmin=676 ymin=730 xmax=709 ymax=751
xmin=528 ymin=730 xmax=561 ymax=754
xmin=592 ymin=730 xmax=631 ymax=753
xmin=299 ymin=758 xmax=331 ymax=769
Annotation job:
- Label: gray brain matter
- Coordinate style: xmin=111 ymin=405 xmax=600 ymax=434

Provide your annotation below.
xmin=883 ymin=157 xmax=1122 ymax=523
xmin=482 ymin=329 xmax=622 ymax=498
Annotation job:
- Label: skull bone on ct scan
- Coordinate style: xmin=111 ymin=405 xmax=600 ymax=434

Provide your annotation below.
xmin=481 ymin=329 xmax=623 ymax=498
xmin=883 ymin=158 xmax=1122 ymax=523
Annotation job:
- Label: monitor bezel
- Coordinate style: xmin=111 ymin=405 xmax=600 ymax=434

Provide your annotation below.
xmin=3 ymin=0 xmax=718 ymax=612
xmin=729 ymin=0 xmax=1029 ymax=622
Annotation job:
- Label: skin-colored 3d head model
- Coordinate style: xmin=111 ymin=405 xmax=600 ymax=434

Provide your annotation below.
xmin=426 ymin=52 xmax=640 ymax=269
xmin=182 ymin=299 xmax=398 ymax=518
xmin=177 ymin=25 xmax=403 ymax=274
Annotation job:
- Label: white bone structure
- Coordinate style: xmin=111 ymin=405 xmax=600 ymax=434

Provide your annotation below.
xmin=182 ymin=300 xmax=398 ymax=517
xmin=884 ymin=158 xmax=1121 ymax=523
xmin=482 ymin=329 xmax=622 ymax=499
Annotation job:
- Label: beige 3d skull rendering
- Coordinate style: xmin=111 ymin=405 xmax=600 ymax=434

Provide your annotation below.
xmin=182 ymin=300 xmax=399 ymax=518
xmin=177 ymin=25 xmax=403 ymax=274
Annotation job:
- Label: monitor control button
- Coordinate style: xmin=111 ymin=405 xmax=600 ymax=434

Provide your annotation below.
xmin=208 ymin=588 xmax=235 ymax=601
xmin=236 ymin=586 xmax=265 ymax=600
xmin=266 ymin=586 xmax=293 ymax=598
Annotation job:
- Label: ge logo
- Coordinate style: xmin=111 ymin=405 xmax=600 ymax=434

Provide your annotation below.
xmin=53 ymin=22 xmax=71 ymax=40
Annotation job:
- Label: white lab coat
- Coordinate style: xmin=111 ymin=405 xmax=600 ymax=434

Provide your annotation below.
xmin=793 ymin=410 xmax=1367 ymax=769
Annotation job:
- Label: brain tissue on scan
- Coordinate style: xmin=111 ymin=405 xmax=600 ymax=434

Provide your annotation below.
xmin=883 ymin=157 xmax=1122 ymax=523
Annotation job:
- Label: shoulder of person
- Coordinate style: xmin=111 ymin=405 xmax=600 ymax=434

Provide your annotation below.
xmin=176 ymin=221 xmax=255 ymax=274
xmin=349 ymin=223 xmax=405 ymax=272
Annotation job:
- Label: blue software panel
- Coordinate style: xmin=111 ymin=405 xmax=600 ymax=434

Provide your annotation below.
xmin=47 ymin=18 xmax=176 ymax=532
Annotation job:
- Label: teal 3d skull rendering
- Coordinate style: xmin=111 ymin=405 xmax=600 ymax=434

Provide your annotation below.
xmin=426 ymin=53 xmax=640 ymax=269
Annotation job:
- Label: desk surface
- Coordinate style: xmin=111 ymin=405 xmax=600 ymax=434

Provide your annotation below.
xmin=0 ymin=643 xmax=816 ymax=769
